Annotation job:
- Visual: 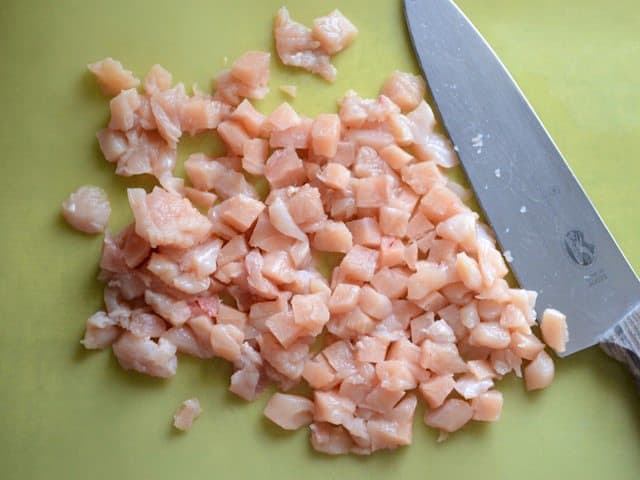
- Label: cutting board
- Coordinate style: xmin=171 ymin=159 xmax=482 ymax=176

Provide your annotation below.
xmin=1 ymin=1 xmax=638 ymax=479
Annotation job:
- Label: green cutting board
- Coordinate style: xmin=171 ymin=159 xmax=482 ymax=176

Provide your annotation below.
xmin=1 ymin=1 xmax=638 ymax=479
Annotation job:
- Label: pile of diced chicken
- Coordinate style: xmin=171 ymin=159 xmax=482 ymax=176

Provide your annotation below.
xmin=70 ymin=7 xmax=568 ymax=454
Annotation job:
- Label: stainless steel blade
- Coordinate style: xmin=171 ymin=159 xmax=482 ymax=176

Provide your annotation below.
xmin=404 ymin=0 xmax=640 ymax=355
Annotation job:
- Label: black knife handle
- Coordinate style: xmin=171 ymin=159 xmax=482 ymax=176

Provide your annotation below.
xmin=600 ymin=304 xmax=640 ymax=390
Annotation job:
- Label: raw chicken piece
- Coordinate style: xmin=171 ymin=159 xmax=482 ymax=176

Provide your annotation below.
xmin=143 ymin=64 xmax=172 ymax=95
xmin=108 ymin=88 xmax=141 ymax=131
xmin=317 ymin=162 xmax=351 ymax=191
xmin=185 ymin=154 xmax=256 ymax=200
xmin=510 ymin=332 xmax=545 ymax=360
xmin=264 ymin=147 xmax=307 ymax=189
xmin=210 ymin=323 xmax=244 ymax=363
xmin=419 ymin=374 xmax=455 ymax=409
xmin=180 ymin=95 xmax=227 ymax=136
xmin=311 ymin=9 xmax=358 ymax=55
xmin=217 ymin=120 xmax=250 ymax=156
xmin=471 ymin=390 xmax=503 ymax=422
xmin=540 ymin=308 xmax=569 ymax=354
xmin=264 ymin=393 xmax=314 ymax=430
xmin=303 ymin=354 xmax=338 ymax=389
xmin=339 ymin=245 xmax=379 ymax=283
xmin=524 ymin=350 xmax=554 ymax=391
xmin=217 ymin=195 xmax=265 ymax=232
xmin=379 ymin=206 xmax=410 ymax=238
xmin=347 ymin=217 xmax=381 ymax=247
xmin=150 ymin=83 xmax=187 ymax=145
xmin=355 ymin=175 xmax=391 ymax=208
xmin=88 ymin=57 xmax=140 ymax=95
xmin=128 ymin=187 xmax=211 ymax=248
xmin=112 ymin=333 xmax=178 ymax=378
xmin=469 ymin=323 xmax=511 ymax=349
xmin=273 ymin=7 xmax=337 ymax=82
xmin=381 ymin=71 xmax=426 ymax=112
xmin=358 ymin=285 xmax=392 ymax=320
xmin=310 ymin=423 xmax=353 ymax=455
xmin=231 ymin=99 xmax=266 ymax=137
xmin=96 ymin=129 xmax=128 ymax=163
xmin=173 ymin=398 xmax=202 ymax=431
xmin=419 ymin=340 xmax=467 ymax=375
xmin=311 ymin=113 xmax=341 ymax=158
xmin=231 ymin=51 xmax=270 ymax=91
xmin=144 ymin=290 xmax=191 ymax=327
xmin=266 ymin=102 xmax=300 ymax=132
xmin=314 ymin=390 xmax=356 ymax=425
xmin=162 ymin=325 xmax=213 ymax=359
xmin=424 ymin=399 xmax=473 ymax=433
xmin=81 ymin=311 xmax=121 ymax=349
xmin=242 ymin=138 xmax=268 ymax=175
xmin=62 ymin=186 xmax=111 ymax=234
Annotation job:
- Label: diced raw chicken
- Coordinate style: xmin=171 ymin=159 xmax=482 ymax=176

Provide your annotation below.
xmin=143 ymin=64 xmax=172 ymax=95
xmin=406 ymin=100 xmax=436 ymax=142
xmin=217 ymin=195 xmax=265 ymax=232
xmin=471 ymin=390 xmax=503 ymax=422
xmin=347 ymin=217 xmax=381 ymax=247
xmin=144 ymin=290 xmax=191 ymax=327
xmin=115 ymin=130 xmax=177 ymax=179
xmin=310 ymin=423 xmax=353 ymax=455
xmin=379 ymin=206 xmax=410 ymax=238
xmin=454 ymin=374 xmax=494 ymax=400
xmin=210 ymin=323 xmax=244 ymax=363
xmin=217 ymin=303 xmax=247 ymax=329
xmin=231 ymin=51 xmax=271 ymax=91
xmin=380 ymin=144 xmax=413 ymax=170
xmin=401 ymin=161 xmax=444 ymax=195
xmin=62 ymin=186 xmax=111 ymax=234
xmin=108 ymin=88 xmax=141 ymax=131
xmin=267 ymin=102 xmax=301 ymax=132
xmin=424 ymin=399 xmax=473 ymax=433
xmin=419 ymin=184 xmax=467 ymax=224
xmin=81 ymin=311 xmax=121 ymax=349
xmin=270 ymin=118 xmax=312 ymax=149
xmin=311 ymin=9 xmax=358 ymax=55
xmin=268 ymin=197 xmax=307 ymax=242
xmin=355 ymin=175 xmax=391 ymax=208
xmin=314 ymin=390 xmax=356 ymax=425
xmin=407 ymin=262 xmax=451 ymax=300
xmin=419 ymin=340 xmax=467 ymax=375
xmin=376 ymin=360 xmax=416 ymax=391
xmin=358 ymin=285 xmax=392 ymax=320
xmin=96 ymin=129 xmax=128 ymax=163
xmin=419 ymin=374 xmax=455 ymax=409
xmin=128 ymin=187 xmax=211 ymax=248
xmin=150 ymin=83 xmax=187 ymax=145
xmin=112 ymin=332 xmax=178 ymax=378
xmin=386 ymin=113 xmax=415 ymax=146
xmin=540 ymin=308 xmax=569 ymax=354
xmin=303 ymin=354 xmax=338 ymax=389
xmin=317 ymin=162 xmax=351 ymax=191
xmin=355 ymin=335 xmax=389 ymax=363
xmin=217 ymin=120 xmax=250 ymax=156
xmin=88 ymin=57 xmax=140 ymax=95
xmin=264 ymin=148 xmax=307 ymax=189
xmin=510 ymin=332 xmax=545 ymax=360
xmin=311 ymin=113 xmax=341 ymax=157
xmin=183 ymin=187 xmax=217 ymax=210
xmin=128 ymin=311 xmax=167 ymax=338
xmin=173 ymin=398 xmax=202 ymax=431
xmin=264 ymin=393 xmax=314 ymax=430
xmin=469 ymin=323 xmax=511 ymax=349
xmin=524 ymin=350 xmax=554 ymax=391
xmin=292 ymin=293 xmax=330 ymax=335
xmin=371 ymin=268 xmax=409 ymax=300
xmin=180 ymin=96 xmax=227 ymax=136
xmin=364 ymin=386 xmax=405 ymax=414
xmin=381 ymin=71 xmax=426 ymax=112
xmin=162 ymin=325 xmax=213 ymax=359
xmin=339 ymin=245 xmax=379 ymax=283
xmin=231 ymin=99 xmax=266 ymax=137
xmin=242 ymin=138 xmax=268 ymax=175
xmin=274 ymin=7 xmax=337 ymax=82
xmin=259 ymin=333 xmax=309 ymax=380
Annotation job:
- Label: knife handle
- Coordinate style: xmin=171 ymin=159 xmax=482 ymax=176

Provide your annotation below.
xmin=599 ymin=303 xmax=640 ymax=389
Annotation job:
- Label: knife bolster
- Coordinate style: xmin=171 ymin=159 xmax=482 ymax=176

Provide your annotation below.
xmin=600 ymin=303 xmax=640 ymax=389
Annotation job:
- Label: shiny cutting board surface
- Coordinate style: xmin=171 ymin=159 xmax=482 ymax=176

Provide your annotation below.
xmin=0 ymin=1 xmax=639 ymax=479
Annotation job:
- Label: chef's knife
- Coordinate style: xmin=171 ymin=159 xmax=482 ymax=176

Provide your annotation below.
xmin=404 ymin=0 xmax=640 ymax=384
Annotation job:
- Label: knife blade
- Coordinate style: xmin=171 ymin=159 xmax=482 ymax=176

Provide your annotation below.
xmin=403 ymin=0 xmax=640 ymax=379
